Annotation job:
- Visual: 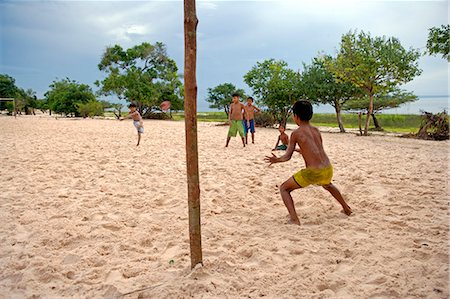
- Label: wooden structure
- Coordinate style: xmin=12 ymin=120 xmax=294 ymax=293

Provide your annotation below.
xmin=183 ymin=0 xmax=202 ymax=268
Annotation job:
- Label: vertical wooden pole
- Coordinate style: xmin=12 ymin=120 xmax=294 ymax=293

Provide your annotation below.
xmin=184 ymin=0 xmax=202 ymax=269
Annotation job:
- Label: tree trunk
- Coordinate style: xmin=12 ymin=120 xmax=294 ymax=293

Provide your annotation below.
xmin=364 ymin=93 xmax=373 ymax=135
xmin=334 ymin=102 xmax=345 ymax=133
xmin=371 ymin=113 xmax=382 ymax=130
xmin=184 ymin=0 xmax=202 ymax=269
xmin=358 ymin=112 xmax=363 ymax=136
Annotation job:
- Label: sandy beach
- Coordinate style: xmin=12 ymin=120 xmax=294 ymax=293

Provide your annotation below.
xmin=0 ymin=115 xmax=448 ymax=298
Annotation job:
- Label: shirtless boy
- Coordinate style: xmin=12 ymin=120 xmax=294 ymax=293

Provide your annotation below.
xmin=243 ymin=97 xmax=261 ymax=144
xmin=265 ymin=100 xmax=352 ymax=225
xmin=272 ymin=125 xmax=289 ymax=151
xmin=225 ymin=93 xmax=246 ymax=147
xmin=120 ymin=103 xmax=144 ymax=146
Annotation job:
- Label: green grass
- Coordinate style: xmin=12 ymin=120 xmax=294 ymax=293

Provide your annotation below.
xmin=107 ymin=111 xmax=425 ymax=133
xmin=307 ymin=113 xmax=422 ymax=133
xmin=172 ymin=112 xmax=422 ymax=133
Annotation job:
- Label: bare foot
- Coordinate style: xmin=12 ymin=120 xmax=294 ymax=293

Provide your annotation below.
xmin=342 ymin=207 xmax=352 ymax=216
xmin=287 ymin=218 xmax=300 ymax=226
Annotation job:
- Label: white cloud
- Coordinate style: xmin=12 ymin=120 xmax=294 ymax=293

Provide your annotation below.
xmin=107 ymin=24 xmax=151 ymax=42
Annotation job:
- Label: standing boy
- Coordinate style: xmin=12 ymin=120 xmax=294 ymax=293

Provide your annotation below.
xmin=225 ymin=93 xmax=246 ymax=147
xmin=265 ymin=100 xmax=352 ymax=225
xmin=243 ymin=97 xmax=261 ymax=144
xmin=120 ymin=103 xmax=144 ymax=146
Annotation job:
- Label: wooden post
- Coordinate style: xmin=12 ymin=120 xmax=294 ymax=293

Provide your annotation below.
xmin=184 ymin=0 xmax=202 ymax=269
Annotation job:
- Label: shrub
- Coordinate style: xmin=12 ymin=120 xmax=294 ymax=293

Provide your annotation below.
xmin=145 ymin=111 xmax=172 ymax=120
xmin=76 ymin=101 xmax=104 ymax=118
xmin=255 ymin=111 xmax=276 ymax=127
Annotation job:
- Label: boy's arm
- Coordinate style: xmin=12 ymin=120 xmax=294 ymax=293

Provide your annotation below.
xmin=272 ymin=136 xmax=280 ymax=150
xmin=228 ymin=104 xmax=233 ymax=121
xmin=120 ymin=113 xmax=131 ymax=121
xmin=242 ymin=104 xmax=247 ymax=120
xmin=265 ymin=133 xmax=297 ymax=165
xmin=254 ymin=106 xmax=261 ymax=113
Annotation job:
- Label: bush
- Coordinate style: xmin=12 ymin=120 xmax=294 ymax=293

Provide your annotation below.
xmin=77 ymin=101 xmax=104 ymax=118
xmin=145 ymin=111 xmax=172 ymax=120
xmin=255 ymin=111 xmax=276 ymax=127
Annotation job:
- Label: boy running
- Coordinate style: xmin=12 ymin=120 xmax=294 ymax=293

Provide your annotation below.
xmin=120 ymin=103 xmax=144 ymax=146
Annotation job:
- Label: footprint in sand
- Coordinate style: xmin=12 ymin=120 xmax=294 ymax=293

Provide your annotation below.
xmin=102 ymin=223 xmax=122 ymax=231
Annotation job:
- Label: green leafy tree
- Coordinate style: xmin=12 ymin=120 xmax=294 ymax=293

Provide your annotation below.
xmin=77 ymin=100 xmax=104 ymax=118
xmin=0 ymin=74 xmax=19 ymax=111
xmin=343 ymin=89 xmax=418 ymax=130
xmin=96 ymin=42 xmax=183 ymax=118
xmin=326 ymin=30 xmax=422 ymax=135
xmin=205 ymin=83 xmax=246 ymax=117
xmin=426 ymin=25 xmax=450 ymax=61
xmin=244 ymin=59 xmax=301 ymax=125
xmin=36 ymin=98 xmax=50 ymax=114
xmin=45 ymin=78 xmax=96 ymax=116
xmin=301 ymin=56 xmax=362 ymax=132
xmin=16 ymin=88 xmax=38 ymax=115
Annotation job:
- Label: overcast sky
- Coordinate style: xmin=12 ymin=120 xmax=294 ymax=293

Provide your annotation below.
xmin=1 ymin=0 xmax=448 ymax=111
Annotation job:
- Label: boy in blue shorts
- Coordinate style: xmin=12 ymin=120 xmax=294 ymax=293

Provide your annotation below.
xmin=265 ymin=100 xmax=352 ymax=225
xmin=243 ymin=97 xmax=260 ymax=144
xmin=225 ymin=93 xmax=246 ymax=147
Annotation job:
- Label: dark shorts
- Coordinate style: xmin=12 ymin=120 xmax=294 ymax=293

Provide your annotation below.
xmin=243 ymin=119 xmax=255 ymax=134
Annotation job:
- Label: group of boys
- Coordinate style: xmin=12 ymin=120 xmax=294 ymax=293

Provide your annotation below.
xmin=122 ymin=97 xmax=352 ymax=225
xmin=225 ymin=93 xmax=261 ymax=147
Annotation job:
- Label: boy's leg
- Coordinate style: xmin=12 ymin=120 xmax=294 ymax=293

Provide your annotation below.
xmin=137 ymin=133 xmax=141 ymax=146
xmin=250 ymin=120 xmax=255 ymax=143
xmin=322 ymin=184 xmax=352 ymax=215
xmin=225 ymin=136 xmax=231 ymax=147
xmin=238 ymin=122 xmax=245 ymax=147
xmin=280 ymin=177 xmax=302 ymax=225
xmin=243 ymin=120 xmax=248 ymax=144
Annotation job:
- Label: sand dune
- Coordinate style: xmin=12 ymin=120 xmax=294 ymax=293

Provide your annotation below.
xmin=0 ymin=115 xmax=448 ymax=298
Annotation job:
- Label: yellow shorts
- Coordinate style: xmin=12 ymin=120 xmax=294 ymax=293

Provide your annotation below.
xmin=293 ymin=165 xmax=333 ymax=188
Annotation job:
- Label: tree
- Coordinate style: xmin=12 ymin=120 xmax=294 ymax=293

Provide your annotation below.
xmin=0 ymin=74 xmax=18 ymax=98
xmin=343 ymin=89 xmax=418 ymax=130
xmin=300 ymin=56 xmax=362 ymax=132
xmin=45 ymin=78 xmax=96 ymax=116
xmin=0 ymin=74 xmax=19 ymax=111
xmin=326 ymin=30 xmax=422 ymax=135
xmin=16 ymin=88 xmax=38 ymax=115
xmin=96 ymin=42 xmax=183 ymax=118
xmin=205 ymin=83 xmax=246 ymax=117
xmin=184 ymin=0 xmax=202 ymax=269
xmin=244 ymin=59 xmax=301 ymax=125
xmin=76 ymin=100 xmax=104 ymax=118
xmin=426 ymin=25 xmax=450 ymax=62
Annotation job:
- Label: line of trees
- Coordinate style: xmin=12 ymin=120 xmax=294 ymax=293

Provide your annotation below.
xmin=1 ymin=25 xmax=448 ymax=125
xmin=206 ymin=26 xmax=448 ymax=135
xmin=1 ymin=41 xmax=184 ymax=118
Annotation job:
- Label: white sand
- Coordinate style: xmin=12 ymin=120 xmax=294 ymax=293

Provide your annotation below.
xmin=0 ymin=115 xmax=448 ymax=298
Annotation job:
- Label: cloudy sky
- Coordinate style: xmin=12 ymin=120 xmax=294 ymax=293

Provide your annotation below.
xmin=1 ymin=0 xmax=448 ymax=111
